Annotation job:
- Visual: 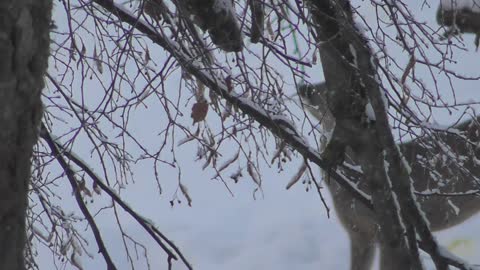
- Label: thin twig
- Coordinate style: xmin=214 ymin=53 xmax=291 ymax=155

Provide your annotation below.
xmin=41 ymin=126 xmax=118 ymax=270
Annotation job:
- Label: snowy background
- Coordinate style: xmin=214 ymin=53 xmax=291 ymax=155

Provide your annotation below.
xmin=37 ymin=1 xmax=480 ymax=269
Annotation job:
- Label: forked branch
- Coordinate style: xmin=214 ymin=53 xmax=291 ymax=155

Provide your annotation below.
xmin=40 ymin=124 xmax=193 ymax=270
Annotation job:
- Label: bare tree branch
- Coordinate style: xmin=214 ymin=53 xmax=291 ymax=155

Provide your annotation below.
xmin=90 ymin=0 xmax=374 ymax=209
xmin=39 ymin=123 xmax=193 ymax=270
xmin=41 ymin=126 xmax=119 ymax=270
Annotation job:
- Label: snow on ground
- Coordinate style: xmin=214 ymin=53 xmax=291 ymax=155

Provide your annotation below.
xmin=165 ymin=188 xmax=480 ymax=270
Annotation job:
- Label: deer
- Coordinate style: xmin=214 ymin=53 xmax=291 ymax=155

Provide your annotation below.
xmin=299 ymin=83 xmax=480 ymax=270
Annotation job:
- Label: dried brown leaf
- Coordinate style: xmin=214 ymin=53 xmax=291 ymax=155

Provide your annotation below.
xmin=191 ymin=101 xmax=208 ymax=124
xmin=247 ymin=162 xmax=260 ymax=186
xmin=93 ymin=44 xmax=103 ymax=74
xmin=286 ymin=162 xmax=307 ymax=190
xmin=179 ymin=183 xmax=192 ymax=206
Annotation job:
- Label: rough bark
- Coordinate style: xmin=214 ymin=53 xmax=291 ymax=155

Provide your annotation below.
xmin=0 ymin=0 xmax=51 ymax=269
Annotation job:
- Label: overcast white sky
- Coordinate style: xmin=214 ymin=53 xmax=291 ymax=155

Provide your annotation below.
xmin=37 ymin=1 xmax=480 ymax=269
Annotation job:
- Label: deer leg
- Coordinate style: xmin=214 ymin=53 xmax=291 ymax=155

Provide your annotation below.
xmin=348 ymin=230 xmax=376 ymax=270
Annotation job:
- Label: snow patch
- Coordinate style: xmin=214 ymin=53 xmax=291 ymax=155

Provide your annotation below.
xmin=448 ymin=199 xmax=460 ymax=216
xmin=349 ymin=44 xmax=358 ymax=67
xmin=365 ymin=102 xmax=376 ymax=121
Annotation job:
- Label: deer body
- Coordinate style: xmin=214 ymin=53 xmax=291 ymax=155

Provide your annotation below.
xmin=328 ymin=163 xmax=480 ymax=270
xmin=300 ymin=83 xmax=480 ymax=270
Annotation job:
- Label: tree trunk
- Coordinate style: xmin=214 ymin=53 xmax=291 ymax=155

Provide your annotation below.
xmin=306 ymin=0 xmax=420 ymax=268
xmin=0 ymin=0 xmax=51 ymax=269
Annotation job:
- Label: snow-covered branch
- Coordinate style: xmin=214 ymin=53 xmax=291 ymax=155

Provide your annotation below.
xmin=90 ymin=0 xmax=374 ymax=210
